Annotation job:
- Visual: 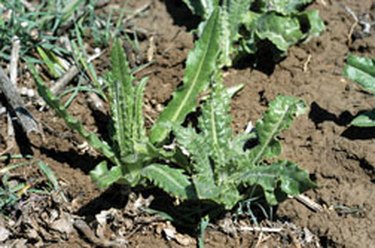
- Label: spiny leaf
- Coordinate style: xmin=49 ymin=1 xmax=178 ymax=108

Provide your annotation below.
xmin=248 ymin=96 xmax=307 ymax=165
xmin=109 ymin=39 xmax=135 ymax=156
xmin=215 ymin=184 xmax=241 ymax=209
xmin=192 ymin=174 xmax=221 ymax=201
xmin=142 ymin=164 xmax=195 ymax=200
xmin=133 ymin=77 xmax=148 ymax=141
xmin=234 ymin=160 xmax=315 ymax=205
xmin=90 ymin=161 xmax=123 ymax=189
xmin=199 ymin=79 xmax=232 ymax=169
xmin=29 ymin=62 xmax=117 ymax=164
xmin=150 ymin=8 xmax=221 ymax=144
xmin=343 ymin=54 xmax=375 ymax=94
xmin=254 ymin=0 xmax=313 ymax=15
xmin=219 ymin=8 xmax=232 ymax=66
xmin=255 ymin=13 xmax=303 ymax=52
xmin=173 ymin=125 xmax=220 ymax=199
xmin=226 ymin=0 xmax=252 ymax=39
xmin=173 ymin=125 xmax=211 ymax=171
xmin=173 ymin=125 xmax=218 ymax=200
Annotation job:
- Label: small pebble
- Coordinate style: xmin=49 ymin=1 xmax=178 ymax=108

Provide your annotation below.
xmin=94 ymin=47 xmax=101 ymax=54
xmin=0 ymin=226 xmax=10 ymax=242
xmin=20 ymin=87 xmax=35 ymax=98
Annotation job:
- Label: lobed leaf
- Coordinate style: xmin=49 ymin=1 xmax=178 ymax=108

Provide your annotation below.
xmin=133 ymin=77 xmax=148 ymax=141
xmin=253 ymin=0 xmax=313 ymax=15
xmin=234 ymin=160 xmax=315 ymax=205
xmin=248 ymin=95 xmax=307 ymax=165
xmin=220 ymin=0 xmax=253 ymax=65
xmin=254 ymin=13 xmax=303 ymax=52
xmin=199 ymin=79 xmax=232 ymax=170
xmin=90 ymin=161 xmax=124 ymax=189
xmin=150 ymin=8 xmax=221 ymax=144
xmin=226 ymin=0 xmax=252 ymax=38
xmin=173 ymin=125 xmax=211 ymax=172
xmin=173 ymin=124 xmax=221 ymax=201
xmin=142 ymin=164 xmax=195 ymax=200
xmin=213 ymin=183 xmax=241 ymax=209
xmin=108 ymin=39 xmax=136 ymax=158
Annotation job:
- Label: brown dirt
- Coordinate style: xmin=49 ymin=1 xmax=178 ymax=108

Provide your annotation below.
xmin=1 ymin=0 xmax=375 ymax=247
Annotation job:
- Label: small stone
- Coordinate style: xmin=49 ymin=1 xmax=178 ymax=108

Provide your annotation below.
xmin=0 ymin=226 xmax=10 ymax=242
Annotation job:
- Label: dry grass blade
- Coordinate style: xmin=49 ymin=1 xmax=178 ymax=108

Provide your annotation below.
xmin=293 ymin=194 xmax=323 ymax=212
xmin=123 ymin=2 xmax=152 ymax=24
xmin=10 ymin=36 xmax=21 ymax=86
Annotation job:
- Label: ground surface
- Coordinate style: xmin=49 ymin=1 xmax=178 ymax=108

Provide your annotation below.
xmin=1 ymin=0 xmax=375 ymax=247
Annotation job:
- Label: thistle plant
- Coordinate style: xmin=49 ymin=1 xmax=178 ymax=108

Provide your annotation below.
xmin=30 ymin=9 xmax=222 ymax=189
xmin=182 ymin=0 xmax=325 ymax=65
xmin=31 ymin=8 xmax=314 ymax=224
xmin=155 ymin=79 xmax=315 ymax=209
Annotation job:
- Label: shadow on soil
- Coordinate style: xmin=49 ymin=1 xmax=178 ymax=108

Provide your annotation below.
xmin=76 ymin=185 xmax=277 ymax=236
xmin=309 ymin=102 xmax=375 ymax=139
xmin=164 ymin=0 xmax=201 ymax=31
xmin=358 ymin=158 xmax=375 ymax=183
xmin=232 ymin=40 xmax=282 ymax=75
xmin=341 ymin=126 xmax=375 ymax=140
xmin=77 ymin=184 xmax=129 ymax=222
xmin=309 ymin=102 xmax=353 ymax=127
xmin=39 ymin=147 xmax=101 ymax=174
xmin=14 ymin=123 xmax=33 ymax=156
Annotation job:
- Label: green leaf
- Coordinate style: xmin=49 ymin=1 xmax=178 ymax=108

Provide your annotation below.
xmin=192 ymin=174 xmax=221 ymax=201
xmin=220 ymin=0 xmax=253 ymax=65
xmin=142 ymin=164 xmax=195 ymax=200
xmin=28 ymin=62 xmax=117 ymax=164
xmin=298 ymin=10 xmax=325 ymax=37
xmin=37 ymin=47 xmax=66 ymax=78
xmin=219 ymin=8 xmax=232 ymax=66
xmin=235 ymin=160 xmax=315 ymax=205
xmin=133 ymin=77 xmax=148 ymax=141
xmin=173 ymin=125 xmax=210 ymax=172
xmin=150 ymin=8 xmax=221 ymax=144
xmin=351 ymin=109 xmax=375 ymax=127
xmin=38 ymin=161 xmax=60 ymax=191
xmin=181 ymin=0 xmax=219 ymax=17
xmin=226 ymin=0 xmax=252 ymax=37
xmin=254 ymin=13 xmax=304 ymax=51
xmin=199 ymin=79 xmax=232 ymax=169
xmin=61 ymin=0 xmax=85 ymax=23
xmin=108 ymin=39 xmax=135 ymax=156
xmin=254 ymin=0 xmax=313 ymax=15
xmin=343 ymin=54 xmax=375 ymax=94
xmin=215 ymin=184 xmax=242 ymax=209
xmin=173 ymin=125 xmax=219 ymax=200
xmin=90 ymin=161 xmax=123 ymax=189
xmin=248 ymin=96 xmax=307 ymax=165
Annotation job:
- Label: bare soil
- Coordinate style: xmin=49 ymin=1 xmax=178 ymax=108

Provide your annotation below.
xmin=1 ymin=0 xmax=375 ymax=247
